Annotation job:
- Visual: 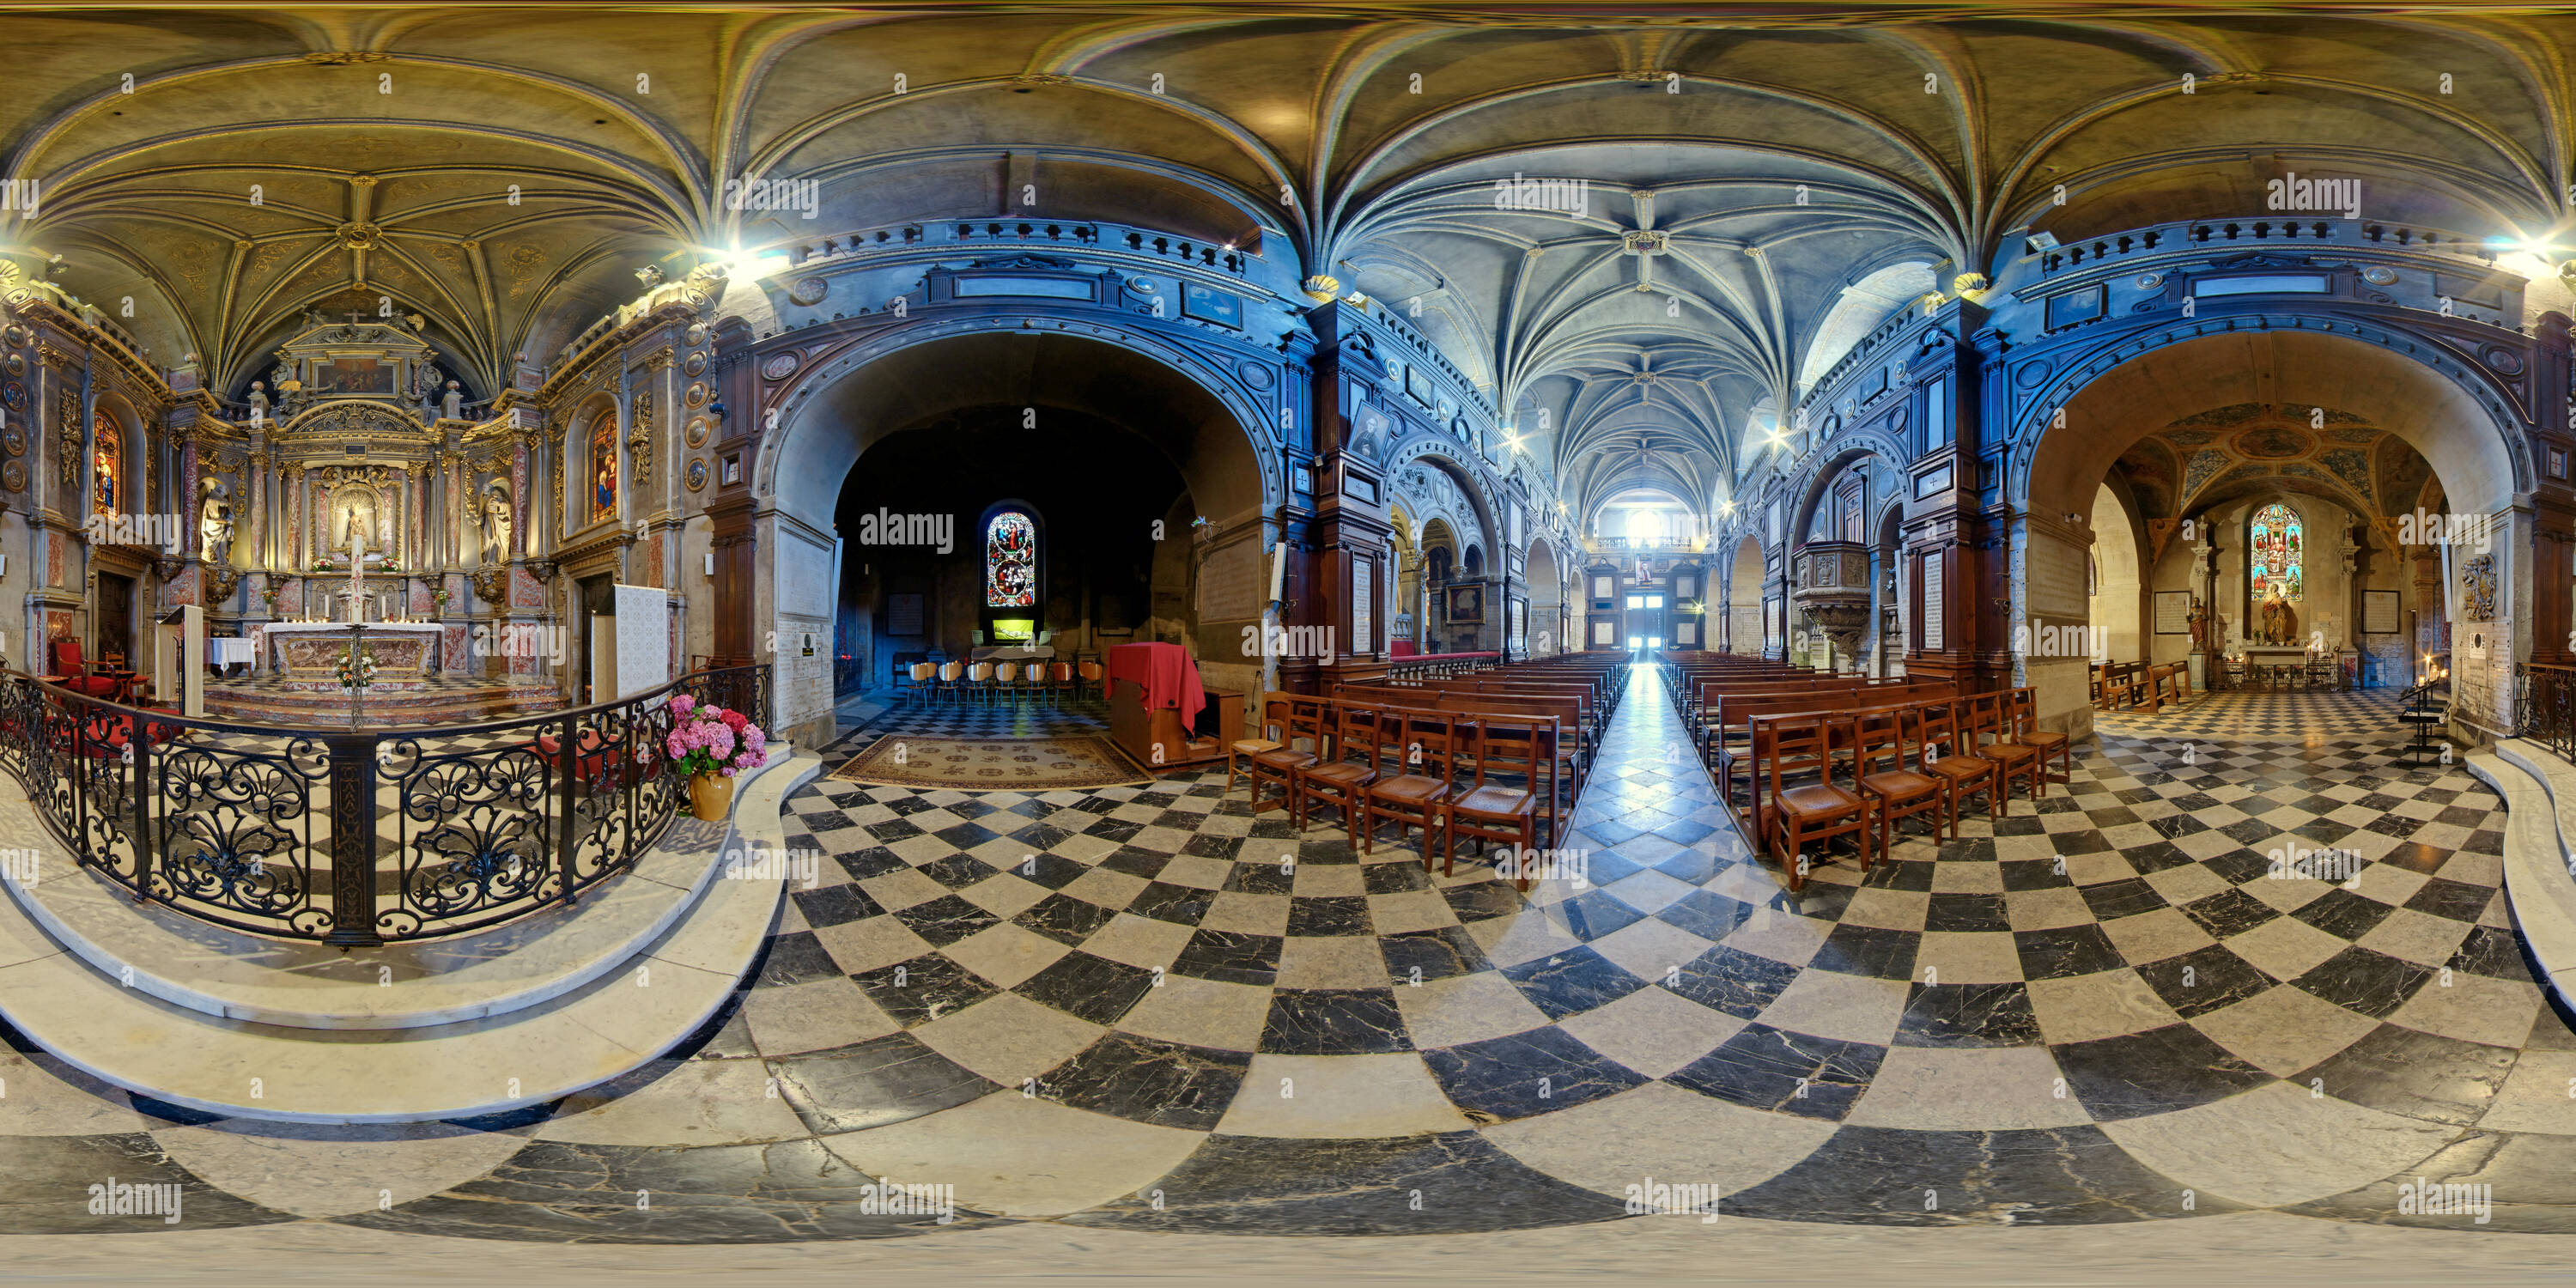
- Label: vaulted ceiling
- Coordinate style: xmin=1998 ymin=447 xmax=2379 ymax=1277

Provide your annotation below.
xmin=3 ymin=4 xmax=2573 ymax=525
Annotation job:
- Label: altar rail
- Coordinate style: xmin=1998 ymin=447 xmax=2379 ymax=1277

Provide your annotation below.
xmin=2518 ymin=663 xmax=2576 ymax=762
xmin=0 ymin=665 xmax=769 ymax=948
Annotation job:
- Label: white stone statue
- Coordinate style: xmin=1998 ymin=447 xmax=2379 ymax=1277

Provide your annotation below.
xmin=246 ymin=380 xmax=269 ymax=425
xmin=442 ymin=380 xmax=463 ymax=422
xmin=197 ymin=478 xmax=234 ymax=565
xmin=480 ymin=481 xmax=513 ymax=568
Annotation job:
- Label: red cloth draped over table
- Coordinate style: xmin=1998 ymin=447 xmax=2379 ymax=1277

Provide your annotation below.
xmin=1105 ymin=642 xmax=1206 ymax=726
xmin=1390 ymin=641 xmax=1417 ymax=658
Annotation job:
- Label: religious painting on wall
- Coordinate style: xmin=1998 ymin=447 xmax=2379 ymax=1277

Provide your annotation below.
xmin=308 ymin=356 xmax=395 ymax=397
xmin=1447 ymin=583 xmax=1482 ymax=623
xmin=985 ymin=511 xmax=1036 ymax=608
xmin=591 ymin=419 xmax=617 ymax=523
xmin=90 ymin=413 xmax=118 ymax=519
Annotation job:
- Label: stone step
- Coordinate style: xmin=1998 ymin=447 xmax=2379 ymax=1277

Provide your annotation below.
xmin=0 ymin=750 xmax=818 ymax=1124
xmin=2466 ymin=741 xmax=2576 ymax=1017
xmin=0 ymin=746 xmax=804 ymax=1030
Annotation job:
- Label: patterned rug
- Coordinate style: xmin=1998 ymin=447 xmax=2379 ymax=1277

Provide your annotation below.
xmin=827 ymin=733 xmax=1152 ymax=791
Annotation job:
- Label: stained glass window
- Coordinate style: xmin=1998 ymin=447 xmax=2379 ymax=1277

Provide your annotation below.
xmin=91 ymin=413 xmax=118 ymax=518
xmin=985 ymin=511 xmax=1036 ymax=608
xmin=2251 ymin=501 xmax=2302 ymax=605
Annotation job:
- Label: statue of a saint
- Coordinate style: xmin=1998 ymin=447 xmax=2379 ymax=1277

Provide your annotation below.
xmin=442 ymin=380 xmax=463 ymax=422
xmin=2187 ymin=596 xmax=2209 ymax=651
xmin=198 ymin=478 xmax=234 ymax=565
xmin=480 ymin=482 xmax=513 ymax=567
xmin=246 ymin=380 xmax=270 ymax=426
xmin=2258 ymin=586 xmax=2298 ymax=646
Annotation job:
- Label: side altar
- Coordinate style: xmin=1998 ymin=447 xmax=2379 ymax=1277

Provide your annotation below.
xmin=258 ymin=621 xmax=445 ymax=690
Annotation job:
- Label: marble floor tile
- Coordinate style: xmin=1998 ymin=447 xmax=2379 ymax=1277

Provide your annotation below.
xmin=2100 ymin=1080 xmax=2461 ymax=1207
xmin=1394 ymin=969 xmax=1554 ymax=1049
xmin=820 ymin=1090 xmax=1203 ymax=1217
xmin=1059 ymin=1131 xmax=1627 ymax=1236
xmin=1214 ymin=1054 xmax=1474 ymax=1138
xmin=153 ymin=1120 xmax=532 ymax=1218
xmin=1555 ymin=985 xmax=1750 ymax=1079
xmin=1278 ymin=933 xmax=1399 ymax=989
xmin=1747 ymin=968 xmax=1911 ymax=1046
xmin=1042 ymin=1031 xmax=1251 ymax=1131
xmin=0 ymin=1051 xmax=161 ymax=1136
xmin=1722 ymin=1124 xmax=2238 ymax=1225
xmin=535 ymin=1057 xmax=810 ymax=1147
xmin=2026 ymin=969 xmax=2184 ymax=1045
xmin=1482 ymin=1080 xmax=1838 ymax=1201
xmin=916 ymin=993 xmax=1109 ymax=1088
xmin=1844 ymin=1046 xmax=2091 ymax=1131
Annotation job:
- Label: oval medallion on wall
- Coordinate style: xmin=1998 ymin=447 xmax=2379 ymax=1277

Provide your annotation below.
xmin=683 ymin=351 xmax=708 ymax=378
xmin=1236 ymin=359 xmax=1275 ymax=392
xmin=787 ymin=277 xmax=829 ymax=307
xmin=685 ymin=322 xmax=708 ymax=347
xmin=759 ymin=353 xmax=799 ymax=381
xmin=686 ymin=381 xmax=709 ymax=407
xmin=2 ymin=423 xmax=24 ymax=458
xmin=685 ymin=459 xmax=708 ymax=492
xmin=2 ymin=354 xmax=21 ymax=378
xmin=2481 ymin=343 xmax=2526 ymax=376
xmin=686 ymin=416 xmax=711 ymax=449
xmin=1 ymin=461 xmax=23 ymax=495
xmin=1 ymin=380 xmax=23 ymax=414
xmin=2013 ymin=361 xmax=2050 ymax=389
xmin=1 ymin=324 xmax=25 ymax=348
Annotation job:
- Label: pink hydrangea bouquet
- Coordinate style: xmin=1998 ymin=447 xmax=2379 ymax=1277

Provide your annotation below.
xmin=665 ymin=693 xmax=770 ymax=778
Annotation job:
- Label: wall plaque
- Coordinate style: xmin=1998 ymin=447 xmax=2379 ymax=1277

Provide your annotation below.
xmin=1921 ymin=554 xmax=1944 ymax=651
xmin=1351 ymin=558 xmax=1373 ymax=654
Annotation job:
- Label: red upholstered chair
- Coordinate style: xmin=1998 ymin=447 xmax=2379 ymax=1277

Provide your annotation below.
xmin=46 ymin=640 xmax=123 ymax=701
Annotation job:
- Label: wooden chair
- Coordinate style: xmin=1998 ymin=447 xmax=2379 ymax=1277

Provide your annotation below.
xmin=965 ymin=660 xmax=997 ymax=706
xmin=1975 ymin=690 xmax=2045 ymax=805
xmin=1360 ymin=708 xmax=1456 ymax=858
xmin=1019 ymin=660 xmax=1053 ymax=706
xmin=993 ymin=661 xmax=1024 ymax=705
xmin=2006 ymin=686 xmax=2073 ymax=787
xmin=933 ymin=660 xmax=965 ymax=706
xmin=1247 ymin=695 xmax=1322 ymax=816
xmin=1228 ymin=692 xmax=1290 ymax=796
xmin=1445 ymin=719 xmax=1538 ymax=890
xmin=1295 ymin=703 xmax=1382 ymax=843
xmin=1077 ymin=660 xmax=1105 ymax=702
xmin=907 ymin=661 xmax=938 ymax=707
xmin=1922 ymin=698 xmax=2002 ymax=835
xmin=1048 ymin=661 xmax=1077 ymax=706
xmin=1855 ymin=705 xmax=1945 ymax=857
xmin=1759 ymin=713 xmax=1869 ymax=892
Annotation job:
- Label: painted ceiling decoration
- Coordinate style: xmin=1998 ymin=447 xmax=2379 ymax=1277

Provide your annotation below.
xmin=2114 ymin=402 xmax=2446 ymax=565
xmin=3 ymin=7 xmax=2573 ymax=520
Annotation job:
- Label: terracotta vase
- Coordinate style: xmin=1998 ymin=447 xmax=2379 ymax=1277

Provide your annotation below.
xmin=689 ymin=770 xmax=734 ymax=822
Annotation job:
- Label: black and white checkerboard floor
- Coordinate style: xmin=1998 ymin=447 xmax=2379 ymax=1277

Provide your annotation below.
xmin=6 ymin=669 xmax=2575 ymax=1239
xmin=2100 ymin=686 xmax=2411 ymax=738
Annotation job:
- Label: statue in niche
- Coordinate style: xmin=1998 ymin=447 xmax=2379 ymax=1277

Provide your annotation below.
xmin=2258 ymin=585 xmax=2298 ymax=646
xmin=479 ymin=480 xmax=513 ymax=568
xmin=246 ymin=380 xmax=270 ymax=425
xmin=2187 ymin=596 xmax=2209 ymax=652
xmin=197 ymin=478 xmax=234 ymax=565
xmin=334 ymin=487 xmax=380 ymax=557
xmin=442 ymin=381 xmax=463 ymax=422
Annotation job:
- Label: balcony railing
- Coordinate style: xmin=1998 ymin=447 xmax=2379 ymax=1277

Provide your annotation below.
xmin=0 ymin=664 xmax=769 ymax=947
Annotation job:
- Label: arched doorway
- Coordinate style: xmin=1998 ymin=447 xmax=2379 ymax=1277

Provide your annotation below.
xmin=758 ymin=330 xmax=1271 ymax=743
xmin=1527 ymin=538 xmax=1562 ymax=655
xmin=2022 ymin=328 xmax=2522 ymax=738
xmin=1727 ymin=535 xmax=1764 ymax=656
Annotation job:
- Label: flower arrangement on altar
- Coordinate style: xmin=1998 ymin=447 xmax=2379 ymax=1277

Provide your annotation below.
xmin=667 ymin=694 xmax=771 ymax=821
xmin=335 ymin=642 xmax=380 ymax=692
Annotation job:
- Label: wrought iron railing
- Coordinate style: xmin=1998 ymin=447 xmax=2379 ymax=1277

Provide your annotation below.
xmin=0 ymin=664 xmax=769 ymax=947
xmin=2517 ymin=663 xmax=2576 ymax=762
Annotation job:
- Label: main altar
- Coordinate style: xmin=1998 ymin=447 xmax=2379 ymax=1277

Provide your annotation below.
xmin=258 ymin=621 xmax=445 ymax=689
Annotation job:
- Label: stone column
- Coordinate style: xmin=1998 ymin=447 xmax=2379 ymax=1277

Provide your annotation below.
xmin=511 ymin=433 xmax=531 ymax=559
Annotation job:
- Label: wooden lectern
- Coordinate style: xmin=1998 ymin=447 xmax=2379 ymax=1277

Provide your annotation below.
xmin=155 ymin=605 xmax=205 ymax=717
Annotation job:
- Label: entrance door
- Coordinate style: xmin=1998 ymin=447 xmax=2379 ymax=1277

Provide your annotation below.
xmin=574 ymin=574 xmax=614 ymax=702
xmin=95 ymin=572 xmax=135 ymax=670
